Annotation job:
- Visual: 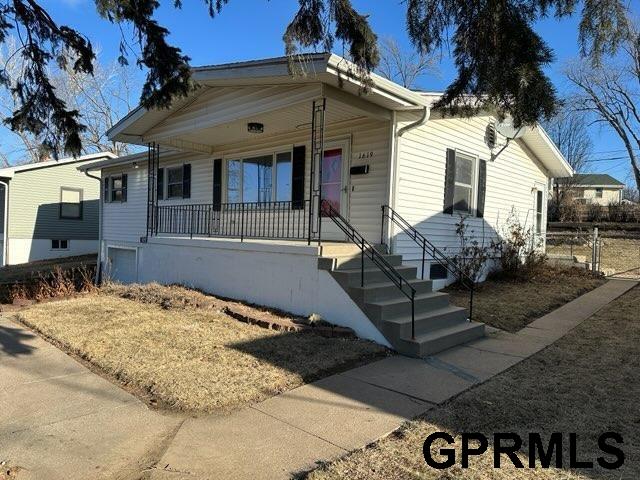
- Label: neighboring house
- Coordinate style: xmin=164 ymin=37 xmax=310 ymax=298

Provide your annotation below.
xmin=80 ymin=54 xmax=571 ymax=356
xmin=0 ymin=152 xmax=116 ymax=266
xmin=555 ymin=173 xmax=625 ymax=205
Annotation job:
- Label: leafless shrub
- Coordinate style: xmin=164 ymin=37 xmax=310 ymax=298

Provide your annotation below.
xmin=491 ymin=211 xmax=546 ymax=281
xmin=587 ymin=203 xmax=606 ymax=222
xmin=448 ymin=216 xmax=492 ymax=284
xmin=5 ymin=265 xmax=96 ymax=303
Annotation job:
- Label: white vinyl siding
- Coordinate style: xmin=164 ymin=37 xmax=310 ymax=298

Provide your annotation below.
xmin=101 ymin=117 xmax=390 ymax=244
xmin=394 ymin=113 xmax=549 ymax=270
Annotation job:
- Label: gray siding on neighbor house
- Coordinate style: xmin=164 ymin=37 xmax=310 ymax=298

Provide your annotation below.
xmin=7 ymin=161 xmax=101 ymax=240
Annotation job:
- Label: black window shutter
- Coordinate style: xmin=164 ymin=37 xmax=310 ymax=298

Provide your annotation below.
xmin=212 ymin=159 xmax=222 ymax=211
xmin=182 ymin=164 xmax=191 ymax=199
xmin=443 ymin=149 xmax=456 ymax=214
xmin=103 ymin=177 xmax=109 ymax=203
xmin=291 ymin=145 xmax=305 ymax=210
xmin=477 ymin=160 xmax=487 ymax=218
xmin=157 ymin=168 xmax=164 ymax=200
xmin=122 ymin=174 xmax=128 ymax=202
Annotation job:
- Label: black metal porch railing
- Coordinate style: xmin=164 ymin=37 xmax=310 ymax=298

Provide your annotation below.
xmin=381 ymin=205 xmax=475 ymax=321
xmin=321 ymin=200 xmax=419 ymax=339
xmin=154 ymin=200 xmax=313 ymax=241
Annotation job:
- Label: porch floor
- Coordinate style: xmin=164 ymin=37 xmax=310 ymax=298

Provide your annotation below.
xmin=149 ymin=234 xmax=354 ymax=255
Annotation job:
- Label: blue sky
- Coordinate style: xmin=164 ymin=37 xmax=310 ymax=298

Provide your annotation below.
xmin=4 ymin=0 xmax=635 ymax=185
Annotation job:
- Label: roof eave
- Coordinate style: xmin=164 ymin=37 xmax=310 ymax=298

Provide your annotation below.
xmin=108 ymin=54 xmax=428 ymax=143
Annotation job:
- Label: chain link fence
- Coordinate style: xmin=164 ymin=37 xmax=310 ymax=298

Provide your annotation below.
xmin=545 ymin=228 xmax=640 ymax=279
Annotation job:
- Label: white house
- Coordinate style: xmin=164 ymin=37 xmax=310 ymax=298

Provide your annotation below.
xmin=0 ymin=152 xmax=115 ymax=267
xmin=80 ymin=54 xmax=572 ymax=357
xmin=555 ymin=173 xmax=625 ymax=205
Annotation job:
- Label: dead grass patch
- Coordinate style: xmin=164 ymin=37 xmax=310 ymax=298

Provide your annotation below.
xmin=446 ymin=268 xmax=605 ymax=332
xmin=14 ymin=295 xmax=386 ymax=413
xmin=306 ymin=285 xmax=640 ymax=480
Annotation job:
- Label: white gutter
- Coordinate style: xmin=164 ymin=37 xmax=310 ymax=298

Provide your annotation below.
xmin=0 ymin=180 xmax=8 ymax=267
xmin=83 ymin=171 xmax=103 ymax=283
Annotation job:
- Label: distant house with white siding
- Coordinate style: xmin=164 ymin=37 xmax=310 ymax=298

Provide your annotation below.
xmin=0 ymin=152 xmax=115 ymax=267
xmin=554 ymin=173 xmax=625 ymax=205
xmin=80 ymin=54 xmax=572 ymax=357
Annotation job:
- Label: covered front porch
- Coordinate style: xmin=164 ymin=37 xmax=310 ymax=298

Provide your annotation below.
xmin=108 ymin=54 xmax=429 ymax=247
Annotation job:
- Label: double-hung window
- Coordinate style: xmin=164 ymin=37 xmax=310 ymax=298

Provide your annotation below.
xmin=111 ymin=175 xmax=126 ymax=202
xmin=167 ymin=166 xmax=184 ymax=199
xmin=453 ymin=152 xmax=476 ymax=214
xmin=104 ymin=174 xmax=128 ymax=203
xmin=226 ymin=151 xmax=292 ymax=204
xmin=157 ymin=164 xmax=191 ymax=200
xmin=444 ymin=149 xmax=486 ymax=217
xmin=60 ymin=187 xmax=82 ymax=219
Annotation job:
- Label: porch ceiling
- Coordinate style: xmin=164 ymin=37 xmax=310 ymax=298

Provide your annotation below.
xmin=134 ymin=83 xmax=389 ymax=154
xmin=168 ymin=101 xmax=362 ymax=151
xmin=108 ymin=54 xmax=426 ymax=153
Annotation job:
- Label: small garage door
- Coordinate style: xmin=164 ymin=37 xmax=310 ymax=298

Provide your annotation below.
xmin=106 ymin=247 xmax=137 ymax=284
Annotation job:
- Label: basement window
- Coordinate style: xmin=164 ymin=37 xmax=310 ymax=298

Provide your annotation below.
xmin=430 ymin=264 xmax=448 ymax=280
xmin=51 ymin=240 xmax=69 ymax=250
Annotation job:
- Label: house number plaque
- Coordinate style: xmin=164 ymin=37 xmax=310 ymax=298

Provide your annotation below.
xmin=356 ymin=151 xmax=375 ymax=160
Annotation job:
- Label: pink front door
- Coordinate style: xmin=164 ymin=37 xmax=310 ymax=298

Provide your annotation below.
xmin=321 ymin=148 xmax=343 ymax=217
xmin=319 ymin=146 xmax=348 ymax=239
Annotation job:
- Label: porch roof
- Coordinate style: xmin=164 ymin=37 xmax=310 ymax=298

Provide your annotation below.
xmin=107 ymin=53 xmax=429 ymax=152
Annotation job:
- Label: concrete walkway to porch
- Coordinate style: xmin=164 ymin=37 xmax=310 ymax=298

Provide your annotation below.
xmin=148 ymin=278 xmax=637 ymax=480
xmin=0 ymin=279 xmax=636 ymax=480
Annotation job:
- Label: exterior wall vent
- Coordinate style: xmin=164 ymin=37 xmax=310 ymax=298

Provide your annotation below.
xmin=485 ymin=123 xmax=497 ymax=149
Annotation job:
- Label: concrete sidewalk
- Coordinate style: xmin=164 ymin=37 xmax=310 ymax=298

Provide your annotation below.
xmin=148 ymin=279 xmax=637 ymax=479
xmin=0 ymin=318 xmax=182 ymax=480
xmin=1 ymin=279 xmax=636 ymax=480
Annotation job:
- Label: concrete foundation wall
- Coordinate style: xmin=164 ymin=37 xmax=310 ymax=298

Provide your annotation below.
xmin=6 ymin=238 xmax=98 ymax=265
xmin=101 ymin=237 xmax=391 ymax=347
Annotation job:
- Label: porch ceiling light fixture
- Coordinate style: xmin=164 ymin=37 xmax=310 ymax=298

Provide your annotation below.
xmin=247 ymin=122 xmax=264 ymax=134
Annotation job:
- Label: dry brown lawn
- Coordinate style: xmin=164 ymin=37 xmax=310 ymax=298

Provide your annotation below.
xmin=446 ymin=268 xmax=605 ymax=332
xmin=307 ymin=284 xmax=640 ymax=480
xmin=13 ymin=293 xmax=385 ymax=413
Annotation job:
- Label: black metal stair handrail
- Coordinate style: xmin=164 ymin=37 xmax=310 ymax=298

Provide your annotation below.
xmin=381 ymin=204 xmax=475 ymax=321
xmin=321 ymin=200 xmax=419 ymax=339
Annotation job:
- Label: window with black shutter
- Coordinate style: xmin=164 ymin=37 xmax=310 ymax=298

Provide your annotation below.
xmin=213 ymin=159 xmax=222 ymax=210
xmin=183 ymin=163 xmax=191 ymax=199
xmin=291 ymin=145 xmax=305 ymax=209
xmin=103 ymin=177 xmax=110 ymax=203
xmin=157 ymin=168 xmax=164 ymax=200
xmin=476 ymin=160 xmax=487 ymax=218
xmin=121 ymin=174 xmax=128 ymax=202
xmin=443 ymin=149 xmax=482 ymax=216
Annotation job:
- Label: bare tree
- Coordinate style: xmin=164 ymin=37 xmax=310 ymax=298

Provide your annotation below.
xmin=544 ymin=105 xmax=592 ymax=173
xmin=0 ymin=38 xmax=139 ymax=163
xmin=623 ymin=186 xmax=639 ymax=202
xmin=376 ymin=37 xmax=436 ymax=89
xmin=566 ymin=24 xmax=640 ymax=193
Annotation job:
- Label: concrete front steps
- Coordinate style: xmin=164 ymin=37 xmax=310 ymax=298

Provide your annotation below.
xmin=319 ymin=244 xmax=485 ymax=357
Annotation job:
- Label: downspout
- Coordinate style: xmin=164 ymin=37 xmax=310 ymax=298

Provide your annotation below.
xmin=84 ymin=170 xmax=103 ymax=284
xmin=0 ymin=180 xmax=8 ymax=267
xmin=386 ymin=106 xmax=430 ymax=252
xmin=397 ymin=106 xmax=430 ymax=138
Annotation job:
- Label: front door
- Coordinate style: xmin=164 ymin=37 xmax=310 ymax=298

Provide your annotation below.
xmin=320 ymin=142 xmax=349 ymax=240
